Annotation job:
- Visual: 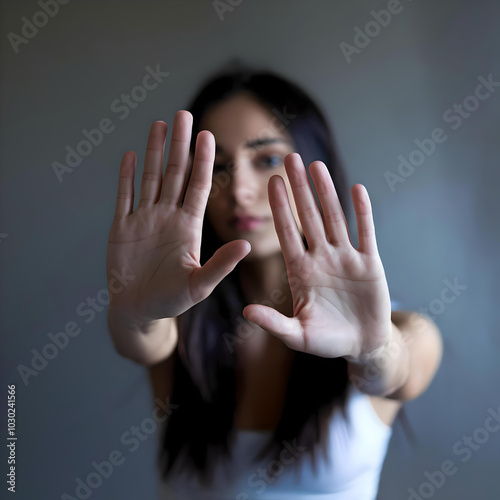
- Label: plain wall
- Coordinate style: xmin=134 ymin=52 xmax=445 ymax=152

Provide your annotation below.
xmin=1 ymin=0 xmax=499 ymax=498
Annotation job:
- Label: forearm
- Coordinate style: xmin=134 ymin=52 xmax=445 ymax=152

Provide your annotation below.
xmin=107 ymin=306 xmax=178 ymax=366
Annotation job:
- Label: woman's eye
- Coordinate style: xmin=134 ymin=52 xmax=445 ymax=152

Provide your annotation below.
xmin=257 ymin=155 xmax=283 ymax=168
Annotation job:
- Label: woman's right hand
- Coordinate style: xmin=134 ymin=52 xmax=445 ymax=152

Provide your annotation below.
xmin=106 ymin=111 xmax=251 ymax=321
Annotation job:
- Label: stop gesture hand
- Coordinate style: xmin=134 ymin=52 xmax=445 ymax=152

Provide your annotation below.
xmin=242 ymin=153 xmax=393 ymax=363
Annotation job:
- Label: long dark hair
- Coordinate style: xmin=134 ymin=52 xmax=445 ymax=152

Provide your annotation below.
xmin=158 ymin=65 xmax=353 ymax=486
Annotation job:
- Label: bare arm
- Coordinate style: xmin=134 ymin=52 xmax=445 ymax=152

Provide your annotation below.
xmin=347 ymin=310 xmax=443 ymax=400
xmin=107 ymin=306 xmax=178 ymax=366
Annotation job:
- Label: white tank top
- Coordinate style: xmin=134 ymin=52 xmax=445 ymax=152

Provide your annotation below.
xmin=156 ymin=383 xmax=393 ymax=500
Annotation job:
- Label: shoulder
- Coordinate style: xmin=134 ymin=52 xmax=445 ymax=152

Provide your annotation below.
xmin=367 ymin=395 xmax=403 ymax=427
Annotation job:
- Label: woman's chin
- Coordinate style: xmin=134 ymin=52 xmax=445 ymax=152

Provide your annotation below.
xmin=240 ymin=244 xmax=282 ymax=262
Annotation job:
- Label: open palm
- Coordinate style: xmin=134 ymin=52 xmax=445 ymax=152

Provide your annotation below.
xmin=106 ymin=113 xmax=250 ymax=321
xmin=242 ymin=153 xmax=393 ymax=362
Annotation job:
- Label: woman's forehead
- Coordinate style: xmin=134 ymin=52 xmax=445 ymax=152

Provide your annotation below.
xmin=200 ymin=94 xmax=293 ymax=152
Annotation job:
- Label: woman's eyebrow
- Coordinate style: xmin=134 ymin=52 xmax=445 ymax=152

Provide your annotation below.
xmin=215 ymin=137 xmax=290 ymax=154
xmin=244 ymin=137 xmax=291 ymax=149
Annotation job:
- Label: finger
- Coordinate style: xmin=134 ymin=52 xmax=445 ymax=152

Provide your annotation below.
xmin=181 ymin=131 xmax=215 ymax=220
xmin=352 ymin=184 xmax=378 ymax=255
xmin=309 ymin=161 xmax=351 ymax=247
xmin=190 ymin=240 xmax=251 ymax=304
xmin=160 ymin=110 xmax=193 ymax=207
xmin=268 ymin=175 xmax=306 ymax=265
xmin=138 ymin=121 xmax=168 ymax=208
xmin=284 ymin=153 xmax=326 ymax=249
xmin=113 ymin=151 xmax=136 ymax=219
xmin=242 ymin=304 xmax=304 ymax=351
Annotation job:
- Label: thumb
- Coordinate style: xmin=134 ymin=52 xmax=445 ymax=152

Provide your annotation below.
xmin=243 ymin=304 xmax=303 ymax=350
xmin=190 ymin=240 xmax=251 ymax=303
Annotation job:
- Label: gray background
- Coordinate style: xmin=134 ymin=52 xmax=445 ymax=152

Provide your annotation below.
xmin=1 ymin=0 xmax=499 ymax=498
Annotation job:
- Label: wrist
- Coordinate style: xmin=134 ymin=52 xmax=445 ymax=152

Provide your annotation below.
xmin=108 ymin=303 xmax=162 ymax=332
xmin=346 ymin=323 xmax=410 ymax=397
xmin=344 ymin=323 xmax=396 ymax=366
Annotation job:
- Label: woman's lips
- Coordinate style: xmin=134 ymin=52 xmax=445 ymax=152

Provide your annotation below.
xmin=229 ymin=217 xmax=267 ymax=231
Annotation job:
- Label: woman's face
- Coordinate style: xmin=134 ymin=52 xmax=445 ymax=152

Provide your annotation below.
xmin=200 ymin=92 xmax=303 ymax=260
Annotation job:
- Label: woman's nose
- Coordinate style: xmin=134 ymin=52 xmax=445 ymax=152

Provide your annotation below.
xmin=229 ymin=163 xmax=259 ymax=206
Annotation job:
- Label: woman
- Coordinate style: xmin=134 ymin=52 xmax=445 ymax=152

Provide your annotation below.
xmin=106 ymin=68 xmax=443 ymax=499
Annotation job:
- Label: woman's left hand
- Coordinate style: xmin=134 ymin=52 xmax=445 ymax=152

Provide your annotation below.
xmin=242 ymin=153 xmax=393 ymax=363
